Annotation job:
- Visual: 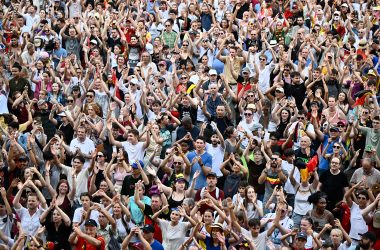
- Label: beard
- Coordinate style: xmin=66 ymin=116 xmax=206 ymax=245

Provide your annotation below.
xmin=359 ymin=241 xmax=371 ymax=250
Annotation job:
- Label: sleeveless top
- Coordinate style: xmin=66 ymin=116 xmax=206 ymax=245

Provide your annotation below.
xmin=58 ymin=195 xmax=73 ymax=218
xmin=168 ymin=192 xmax=185 ymax=210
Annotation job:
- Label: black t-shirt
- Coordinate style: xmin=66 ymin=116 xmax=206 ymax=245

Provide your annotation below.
xmin=178 ymin=104 xmax=197 ymax=125
xmin=43 ymin=212 xmax=72 ymax=250
xmin=120 ymin=175 xmax=147 ymax=197
xmin=107 ymin=37 xmax=123 ymax=51
xmin=284 ymin=82 xmax=306 ymax=111
xmin=57 ymin=121 xmax=74 ymax=144
xmin=319 ymin=171 xmax=349 ymax=209
xmin=247 ymin=160 xmax=266 ymax=195
xmin=210 ymin=116 xmax=233 ymax=138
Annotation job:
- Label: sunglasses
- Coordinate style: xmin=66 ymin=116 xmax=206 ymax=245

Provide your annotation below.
xmin=333 ymin=146 xmax=340 ymax=149
xmin=247 ymin=94 xmax=254 ymax=97
xmin=97 ymin=155 xmax=104 ymax=157
xmin=259 ymin=58 xmax=266 ymax=61
xmin=86 ymin=95 xmax=94 ymax=98
xmin=173 ymin=162 xmax=182 ymax=165
xmin=67 ymin=99 xmax=74 ymax=103
xmin=244 ymin=113 xmax=253 ymax=116
xmin=180 ymin=77 xmax=188 ymax=80
xmin=297 ymin=117 xmax=305 ymax=120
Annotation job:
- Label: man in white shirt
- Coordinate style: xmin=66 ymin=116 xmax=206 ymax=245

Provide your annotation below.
xmin=56 ymin=155 xmax=94 ymax=204
xmin=203 ymin=122 xmax=225 ymax=179
xmin=61 ymin=126 xmax=95 ymax=169
xmin=281 ymin=149 xmax=300 ymax=209
xmin=13 ymin=180 xmax=47 ymax=237
xmin=109 ymin=127 xmax=149 ymax=164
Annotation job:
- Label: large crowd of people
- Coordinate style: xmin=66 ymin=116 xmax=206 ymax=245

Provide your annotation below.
xmin=0 ymin=0 xmax=379 ymax=249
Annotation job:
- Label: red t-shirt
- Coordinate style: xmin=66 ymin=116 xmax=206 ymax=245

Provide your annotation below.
xmin=195 ymin=187 xmax=225 ymax=214
xmin=75 ymin=235 xmax=106 ymax=250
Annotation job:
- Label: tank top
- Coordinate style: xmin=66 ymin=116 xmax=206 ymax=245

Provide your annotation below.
xmin=58 ymin=195 xmax=73 ymax=218
xmin=168 ymin=192 xmax=185 ymax=210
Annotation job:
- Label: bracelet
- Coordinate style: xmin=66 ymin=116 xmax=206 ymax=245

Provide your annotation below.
xmin=27 ymin=148 xmax=32 ymax=151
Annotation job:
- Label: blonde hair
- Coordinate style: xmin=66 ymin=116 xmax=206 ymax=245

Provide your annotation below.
xmin=330 ymin=228 xmax=343 ymax=241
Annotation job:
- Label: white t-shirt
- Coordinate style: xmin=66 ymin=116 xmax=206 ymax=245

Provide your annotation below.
xmin=349 ymin=203 xmax=368 ymax=240
xmin=121 ymin=141 xmax=146 ymax=164
xmin=61 ymin=165 xmax=90 ymax=203
xmin=246 ymin=200 xmax=263 ymax=220
xmin=73 ymin=207 xmax=99 ymax=229
xmin=263 ymin=214 xmax=294 ymax=245
xmin=258 ymin=62 xmax=275 ymax=93
xmin=241 ymin=228 xmax=267 ymax=250
xmin=69 ymin=137 xmax=95 ymax=169
xmin=281 ymin=161 xmax=300 ymax=195
xmin=288 ymin=122 xmax=315 ymax=150
xmin=205 ymin=143 xmax=224 ymax=177
xmin=294 ymin=185 xmax=314 ymax=215
xmin=158 ymin=219 xmax=191 ymax=250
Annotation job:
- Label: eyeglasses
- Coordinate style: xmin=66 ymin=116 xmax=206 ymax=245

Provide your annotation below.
xmin=297 ymin=117 xmax=305 ymax=120
xmin=86 ymin=95 xmax=94 ymax=98
xmin=333 ymin=145 xmax=340 ymax=149
xmin=244 ymin=113 xmax=253 ymax=116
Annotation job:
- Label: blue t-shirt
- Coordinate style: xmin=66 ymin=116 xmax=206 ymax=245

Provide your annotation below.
xmin=319 ymin=134 xmax=345 ymax=170
xmin=204 ymin=236 xmax=229 ymax=250
xmin=187 ymin=151 xmax=212 ymax=190
xmin=151 ymin=239 xmax=164 ymax=250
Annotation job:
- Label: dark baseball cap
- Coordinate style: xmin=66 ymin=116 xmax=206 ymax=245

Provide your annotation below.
xmin=359 ymin=232 xmax=376 ymax=242
xmin=141 ymin=224 xmax=154 ymax=233
xmin=206 ymin=172 xmax=217 ymax=178
xmin=84 ymin=219 xmax=98 ymax=227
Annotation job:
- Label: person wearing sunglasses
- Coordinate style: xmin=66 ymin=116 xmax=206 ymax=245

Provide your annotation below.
xmin=287 ymin=110 xmax=316 ymax=150
xmin=321 ymin=139 xmax=347 ymax=165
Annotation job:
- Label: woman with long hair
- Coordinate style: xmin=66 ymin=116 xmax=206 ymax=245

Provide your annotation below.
xmin=307 ymin=192 xmax=335 ymax=241
xmin=39 ymin=200 xmax=72 ymax=250
xmin=157 ymin=172 xmax=199 ymax=210
xmin=45 ymin=161 xmax=76 ymax=217
xmin=152 ymin=205 xmax=197 ymax=250
xmin=105 ymin=149 xmax=130 ymax=193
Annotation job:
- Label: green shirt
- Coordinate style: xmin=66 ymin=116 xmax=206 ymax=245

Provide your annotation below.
xmin=360 ymin=126 xmax=380 ymax=158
